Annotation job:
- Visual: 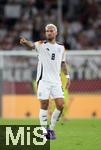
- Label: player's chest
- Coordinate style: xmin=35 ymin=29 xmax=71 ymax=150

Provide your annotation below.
xmin=41 ymin=44 xmax=62 ymax=61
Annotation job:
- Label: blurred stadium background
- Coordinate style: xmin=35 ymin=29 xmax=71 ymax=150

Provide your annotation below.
xmin=0 ymin=0 xmax=101 ymax=120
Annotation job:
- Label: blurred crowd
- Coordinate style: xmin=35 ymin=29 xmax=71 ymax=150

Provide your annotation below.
xmin=0 ymin=0 xmax=100 ymax=50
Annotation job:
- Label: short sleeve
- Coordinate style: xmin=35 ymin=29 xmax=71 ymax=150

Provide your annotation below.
xmin=33 ymin=41 xmax=44 ymax=53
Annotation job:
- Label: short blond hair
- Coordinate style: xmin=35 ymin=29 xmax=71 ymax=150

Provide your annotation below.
xmin=45 ymin=24 xmax=57 ymax=32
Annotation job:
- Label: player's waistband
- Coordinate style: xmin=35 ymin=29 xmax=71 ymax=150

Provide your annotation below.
xmin=36 ymin=79 xmax=62 ymax=85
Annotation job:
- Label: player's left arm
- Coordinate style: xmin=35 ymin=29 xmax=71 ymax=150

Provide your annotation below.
xmin=61 ymin=48 xmax=71 ymax=89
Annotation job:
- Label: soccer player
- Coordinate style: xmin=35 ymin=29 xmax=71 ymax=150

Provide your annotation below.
xmin=20 ymin=24 xmax=71 ymax=140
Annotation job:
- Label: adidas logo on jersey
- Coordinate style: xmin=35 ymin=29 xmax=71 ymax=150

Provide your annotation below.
xmin=46 ymin=48 xmax=50 ymax=51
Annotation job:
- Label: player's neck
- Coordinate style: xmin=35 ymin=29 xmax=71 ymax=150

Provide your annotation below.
xmin=48 ymin=39 xmax=56 ymax=44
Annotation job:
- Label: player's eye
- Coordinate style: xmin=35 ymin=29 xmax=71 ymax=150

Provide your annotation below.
xmin=50 ymin=30 xmax=54 ymax=32
xmin=46 ymin=30 xmax=53 ymax=32
xmin=46 ymin=30 xmax=49 ymax=33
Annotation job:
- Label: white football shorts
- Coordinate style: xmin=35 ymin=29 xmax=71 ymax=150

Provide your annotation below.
xmin=37 ymin=80 xmax=64 ymax=100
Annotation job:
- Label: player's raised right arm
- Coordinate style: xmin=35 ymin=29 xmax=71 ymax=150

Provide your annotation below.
xmin=20 ymin=37 xmax=35 ymax=50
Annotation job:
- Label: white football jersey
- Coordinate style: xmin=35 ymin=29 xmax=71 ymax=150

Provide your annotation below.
xmin=34 ymin=41 xmax=66 ymax=84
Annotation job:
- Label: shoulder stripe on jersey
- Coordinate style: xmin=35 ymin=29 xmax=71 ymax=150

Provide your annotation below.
xmin=44 ymin=40 xmax=48 ymax=44
xmin=57 ymin=42 xmax=64 ymax=46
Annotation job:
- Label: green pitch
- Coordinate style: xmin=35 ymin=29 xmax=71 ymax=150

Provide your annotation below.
xmin=0 ymin=119 xmax=101 ymax=150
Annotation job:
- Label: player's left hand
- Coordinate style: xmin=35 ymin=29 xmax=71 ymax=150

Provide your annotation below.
xmin=65 ymin=79 xmax=71 ymax=90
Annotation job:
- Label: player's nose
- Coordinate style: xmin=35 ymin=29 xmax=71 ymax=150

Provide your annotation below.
xmin=48 ymin=33 xmax=52 ymax=36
